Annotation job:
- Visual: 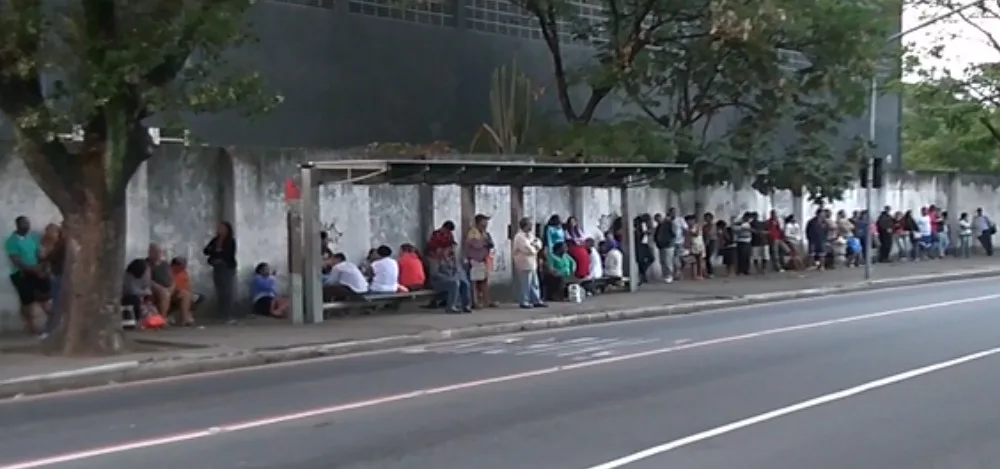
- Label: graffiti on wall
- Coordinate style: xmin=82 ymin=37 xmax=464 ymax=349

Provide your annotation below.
xmin=319 ymin=219 xmax=345 ymax=246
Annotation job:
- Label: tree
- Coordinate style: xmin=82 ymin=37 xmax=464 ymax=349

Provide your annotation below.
xmin=0 ymin=0 xmax=280 ymax=355
xmin=620 ymin=0 xmax=893 ymax=204
xmin=904 ymin=0 xmax=1000 ymax=149
xmin=900 ymin=78 xmax=1000 ymax=172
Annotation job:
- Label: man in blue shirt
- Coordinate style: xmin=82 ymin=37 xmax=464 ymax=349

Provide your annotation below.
xmin=5 ymin=216 xmax=43 ymax=334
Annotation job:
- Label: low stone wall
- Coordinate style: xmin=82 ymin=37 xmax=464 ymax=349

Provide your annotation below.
xmin=1 ymin=143 xmax=998 ymax=331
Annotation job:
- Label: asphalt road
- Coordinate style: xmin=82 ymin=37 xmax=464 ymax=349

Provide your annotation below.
xmin=1 ymin=276 xmax=999 ymax=469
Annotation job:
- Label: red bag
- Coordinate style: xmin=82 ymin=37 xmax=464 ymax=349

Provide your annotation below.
xmin=142 ymin=313 xmax=167 ymax=329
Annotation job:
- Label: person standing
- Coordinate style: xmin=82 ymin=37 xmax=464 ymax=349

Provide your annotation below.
xmin=653 ymin=213 xmax=676 ymax=283
xmin=204 ymin=221 xmax=238 ymax=324
xmin=465 ymin=214 xmax=496 ymax=308
xmin=876 ymin=206 xmax=894 ymax=263
xmin=40 ymin=224 xmax=66 ymax=337
xmin=805 ymin=209 xmax=828 ymax=270
xmin=702 ymin=213 xmax=717 ymax=278
xmin=958 ymin=212 xmax=974 ymax=258
xmin=973 ymin=208 xmax=995 ymax=256
xmin=5 ymin=216 xmax=45 ymax=335
xmin=733 ymin=213 xmax=753 ymax=275
xmin=512 ymin=217 xmax=545 ymax=309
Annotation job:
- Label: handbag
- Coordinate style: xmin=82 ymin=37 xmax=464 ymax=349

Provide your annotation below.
xmin=469 ymin=260 xmax=488 ymax=281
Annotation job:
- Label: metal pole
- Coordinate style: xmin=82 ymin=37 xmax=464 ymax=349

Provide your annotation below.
xmin=860 ymin=0 xmax=979 ymax=280
xmin=864 ymin=75 xmax=878 ymax=281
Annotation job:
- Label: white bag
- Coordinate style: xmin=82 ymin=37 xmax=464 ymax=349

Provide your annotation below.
xmin=469 ymin=261 xmax=488 ymax=281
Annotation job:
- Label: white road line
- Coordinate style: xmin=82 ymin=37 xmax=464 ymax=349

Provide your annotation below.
xmin=579 ymin=346 xmax=1000 ymax=469
xmin=1 ymin=294 xmax=995 ymax=469
xmin=516 ymin=337 xmax=605 ymax=355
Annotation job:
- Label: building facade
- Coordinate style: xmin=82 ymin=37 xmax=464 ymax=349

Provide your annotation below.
xmin=0 ymin=0 xmax=903 ymax=166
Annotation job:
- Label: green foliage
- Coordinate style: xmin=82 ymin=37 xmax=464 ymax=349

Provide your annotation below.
xmin=513 ymin=0 xmax=893 ymax=202
xmin=899 ymin=78 xmax=1000 ymax=173
xmin=534 ymin=119 xmax=678 ymax=162
xmin=616 ymin=0 xmax=892 ymax=200
xmin=898 ymin=0 xmax=1000 ymax=174
xmin=470 ymin=61 xmax=538 ymax=154
xmin=0 ymin=0 xmax=281 ymax=203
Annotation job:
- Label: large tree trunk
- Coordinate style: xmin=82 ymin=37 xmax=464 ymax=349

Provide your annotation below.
xmin=18 ymin=127 xmax=144 ymax=356
xmin=51 ymin=198 xmax=129 ymax=355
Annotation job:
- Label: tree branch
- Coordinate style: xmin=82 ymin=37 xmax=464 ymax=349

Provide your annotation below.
xmin=144 ymin=2 xmax=218 ymax=88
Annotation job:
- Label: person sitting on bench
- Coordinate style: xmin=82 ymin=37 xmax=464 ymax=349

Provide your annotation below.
xmin=586 ymin=238 xmax=603 ymax=280
xmin=543 ymin=242 xmax=576 ymax=301
xmin=427 ymin=245 xmax=472 ymax=313
xmin=322 ymin=253 xmax=369 ymax=301
xmin=600 ymin=240 xmax=624 ymax=282
xmin=369 ymin=245 xmax=400 ymax=293
xmin=397 ymin=244 xmax=426 ymax=291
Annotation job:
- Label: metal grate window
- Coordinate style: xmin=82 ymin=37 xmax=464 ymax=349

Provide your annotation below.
xmin=464 ymin=0 xmax=606 ymax=43
xmin=266 ymin=0 xmax=336 ymax=8
xmin=348 ymin=0 xmax=457 ymax=26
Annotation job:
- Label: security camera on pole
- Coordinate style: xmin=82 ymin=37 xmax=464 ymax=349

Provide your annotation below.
xmin=862 ymin=0 xmax=984 ymax=281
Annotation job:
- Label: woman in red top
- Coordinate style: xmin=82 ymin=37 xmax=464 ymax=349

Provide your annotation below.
xmin=767 ymin=211 xmax=786 ymax=270
xmin=397 ymin=244 xmax=426 ymax=290
xmin=566 ymin=240 xmax=591 ymax=279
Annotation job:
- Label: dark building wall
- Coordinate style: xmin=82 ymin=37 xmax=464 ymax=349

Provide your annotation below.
xmin=189 ymin=0 xmax=903 ymax=166
xmin=1 ymin=0 xmax=901 ymax=166
xmin=186 ymin=0 xmax=608 ymax=149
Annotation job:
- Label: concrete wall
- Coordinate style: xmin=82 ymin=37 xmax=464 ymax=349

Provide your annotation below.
xmin=1 ymin=146 xmax=995 ymax=332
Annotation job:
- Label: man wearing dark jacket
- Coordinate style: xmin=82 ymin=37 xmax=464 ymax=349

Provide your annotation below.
xmin=805 ymin=209 xmax=828 ymax=270
xmin=876 ymin=206 xmax=894 ymax=262
xmin=654 ymin=213 xmax=677 ymax=283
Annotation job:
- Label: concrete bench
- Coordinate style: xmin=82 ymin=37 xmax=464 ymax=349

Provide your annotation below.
xmin=322 ymin=289 xmax=436 ymax=317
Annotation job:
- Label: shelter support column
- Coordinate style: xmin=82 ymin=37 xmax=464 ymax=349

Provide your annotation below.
xmin=300 ymin=164 xmax=324 ymax=324
xmin=621 ymin=185 xmax=638 ymax=292
xmin=287 ymin=199 xmax=304 ymax=325
xmin=509 ymin=186 xmax=525 ymax=299
xmin=460 ymin=184 xmax=476 ymax=255
xmin=417 ymin=185 xmax=436 ymax=247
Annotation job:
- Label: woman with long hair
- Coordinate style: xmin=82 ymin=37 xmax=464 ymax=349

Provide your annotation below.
xmin=564 ymin=216 xmax=586 ymax=245
xmin=204 ymin=221 xmax=238 ymax=323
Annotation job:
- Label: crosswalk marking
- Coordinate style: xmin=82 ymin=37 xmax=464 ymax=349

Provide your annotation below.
xmin=402 ymin=335 xmax=662 ymax=360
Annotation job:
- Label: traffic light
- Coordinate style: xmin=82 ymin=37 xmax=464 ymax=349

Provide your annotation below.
xmin=859 ymin=157 xmax=884 ymax=188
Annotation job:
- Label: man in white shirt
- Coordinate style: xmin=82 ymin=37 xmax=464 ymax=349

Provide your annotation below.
xmin=511 ymin=217 xmax=545 ymax=308
xmin=369 ymin=245 xmax=400 ymax=293
xmin=916 ymin=206 xmax=933 ymax=258
xmin=601 ymin=241 xmax=624 ymax=278
xmin=323 ymin=252 xmax=369 ymax=301
xmin=586 ymin=238 xmax=603 ymax=279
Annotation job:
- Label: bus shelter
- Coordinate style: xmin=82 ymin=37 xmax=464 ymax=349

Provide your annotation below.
xmin=288 ymin=159 xmax=687 ymax=324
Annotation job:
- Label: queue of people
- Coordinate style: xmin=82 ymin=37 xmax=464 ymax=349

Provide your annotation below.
xmin=626 ymin=205 xmax=997 ymax=282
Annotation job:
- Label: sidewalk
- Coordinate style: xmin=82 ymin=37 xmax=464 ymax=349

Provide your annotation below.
xmin=1 ymin=257 xmax=998 ymax=397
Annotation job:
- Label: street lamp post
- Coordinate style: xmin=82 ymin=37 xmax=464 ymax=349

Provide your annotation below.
xmin=862 ymin=0 xmax=983 ymax=280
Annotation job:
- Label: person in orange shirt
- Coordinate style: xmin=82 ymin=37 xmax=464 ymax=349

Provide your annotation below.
xmin=169 ymin=257 xmax=198 ymax=326
xmin=397 ymin=244 xmax=426 ymax=291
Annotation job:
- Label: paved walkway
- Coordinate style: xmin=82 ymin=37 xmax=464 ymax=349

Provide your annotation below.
xmin=1 ymin=257 xmax=998 ymax=387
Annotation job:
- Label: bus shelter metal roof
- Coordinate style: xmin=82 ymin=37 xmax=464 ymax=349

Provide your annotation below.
xmin=303 ymin=159 xmax=688 ymax=187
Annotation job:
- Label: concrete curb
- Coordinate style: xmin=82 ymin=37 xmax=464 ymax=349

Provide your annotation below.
xmin=2 ymin=267 xmax=999 ymax=399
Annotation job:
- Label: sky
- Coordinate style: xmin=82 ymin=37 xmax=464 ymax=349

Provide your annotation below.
xmin=902 ymin=3 xmax=998 ymax=81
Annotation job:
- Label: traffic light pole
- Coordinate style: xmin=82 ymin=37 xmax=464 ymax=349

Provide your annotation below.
xmin=862 ymin=0 xmax=982 ymax=281
xmin=863 ymin=76 xmax=877 ymax=281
